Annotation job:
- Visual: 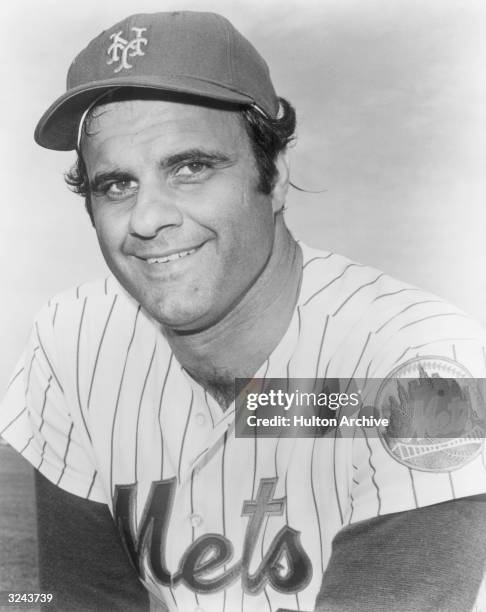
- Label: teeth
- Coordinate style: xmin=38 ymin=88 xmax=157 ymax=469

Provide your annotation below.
xmin=147 ymin=248 xmax=197 ymax=264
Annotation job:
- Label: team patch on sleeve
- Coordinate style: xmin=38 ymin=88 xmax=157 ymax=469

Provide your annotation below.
xmin=374 ymin=356 xmax=485 ymax=472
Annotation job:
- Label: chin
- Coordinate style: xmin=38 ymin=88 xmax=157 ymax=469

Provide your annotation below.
xmin=144 ymin=296 xmax=213 ymax=331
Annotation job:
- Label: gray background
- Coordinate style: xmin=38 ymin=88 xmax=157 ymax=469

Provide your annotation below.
xmin=1 ymin=0 xmax=485 ymax=393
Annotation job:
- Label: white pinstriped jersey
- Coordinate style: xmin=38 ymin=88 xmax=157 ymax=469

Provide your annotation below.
xmin=2 ymin=242 xmax=486 ymax=612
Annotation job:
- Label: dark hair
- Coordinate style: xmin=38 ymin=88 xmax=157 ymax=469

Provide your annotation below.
xmin=64 ymin=96 xmax=296 ymax=224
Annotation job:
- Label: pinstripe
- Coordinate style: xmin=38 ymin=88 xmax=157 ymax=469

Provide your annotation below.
xmin=398 ymin=312 xmax=468 ymax=331
xmin=294 ymin=585 xmax=301 ymax=609
xmin=332 ymin=427 xmax=344 ymax=525
xmin=314 ymin=314 xmax=330 ymax=382
xmin=87 ymin=470 xmax=98 ymax=498
xmin=284 ymin=463 xmax=289 ymax=524
xmin=349 ymin=331 xmax=372 ymax=380
xmin=35 ymin=323 xmax=63 ymax=392
xmin=260 ymin=514 xmax=271 ymax=608
xmin=75 ymin=297 xmax=91 ymax=443
xmin=251 ymin=360 xmax=270 ymax=500
xmin=303 ymin=263 xmax=362 ymax=307
xmin=134 ymin=342 xmax=157 ymax=481
xmin=167 ymin=586 xmax=178 ymax=608
xmin=348 ymin=437 xmax=359 ymax=525
xmin=262 ymin=587 xmax=272 ymax=611
xmin=104 ymin=277 xmax=109 ymax=295
xmin=448 ymin=472 xmax=456 ymax=499
xmin=363 ymin=359 xmax=373 ymax=386
xmin=302 ymin=253 xmax=333 ymax=269
xmin=204 ymin=389 xmax=216 ymax=428
xmin=0 ymin=406 xmax=27 ymax=437
xmin=374 ymin=300 xmax=444 ymax=334
xmin=296 ymin=305 xmax=302 ymax=337
xmin=373 ymin=287 xmax=420 ymax=302
xmin=37 ymin=440 xmax=48 ymax=470
xmin=158 ymin=351 xmax=174 ymax=480
xmin=5 ymin=367 xmax=24 ymax=392
xmin=190 ymin=468 xmax=195 ymax=539
xmin=39 ymin=376 xmax=53 ymax=433
xmin=392 ymin=337 xmax=478 ymax=365
xmin=76 ymin=285 xmax=80 ymax=299
xmin=363 ymin=428 xmax=382 ymax=514
xmin=109 ymin=306 xmax=141 ymax=496
xmin=26 ymin=347 xmax=39 ymax=394
xmin=284 ymin=306 xmax=301 ymax=387
xmin=56 ymin=423 xmax=74 ymax=486
xmin=408 ymin=468 xmax=418 ymax=508
xmin=177 ymin=388 xmax=194 ymax=483
xmin=251 ymin=424 xmax=258 ymax=500
xmin=87 ymin=295 xmax=118 ymax=410
xmin=221 ymin=430 xmax=229 ymax=612
xmin=393 ymin=345 xmax=412 ymax=365
xmin=322 ymin=351 xmax=331 ymax=382
xmin=190 ymin=469 xmax=200 ymax=607
xmin=259 ymin=436 xmax=281 ymax=610
xmin=262 ymin=358 xmax=270 ymax=380
xmin=452 ymin=344 xmax=457 ymax=361
xmin=348 ymin=474 xmax=359 ymax=525
xmin=19 ymin=435 xmax=34 ymax=455
xmin=221 ymin=430 xmax=228 ymax=535
xmin=311 ymin=437 xmax=324 ymax=574
xmin=332 ymin=273 xmax=385 ymax=317
xmin=52 ymin=302 xmax=59 ymax=326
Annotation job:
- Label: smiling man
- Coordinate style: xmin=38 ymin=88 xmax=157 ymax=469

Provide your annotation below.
xmin=2 ymin=11 xmax=486 ymax=612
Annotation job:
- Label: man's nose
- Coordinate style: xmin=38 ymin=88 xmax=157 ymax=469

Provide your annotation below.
xmin=129 ymin=182 xmax=183 ymax=238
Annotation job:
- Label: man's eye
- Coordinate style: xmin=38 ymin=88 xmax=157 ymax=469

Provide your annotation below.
xmin=105 ymin=180 xmax=138 ymax=198
xmin=174 ymin=162 xmax=208 ymax=178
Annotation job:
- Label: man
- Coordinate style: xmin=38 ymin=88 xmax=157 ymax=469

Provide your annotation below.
xmin=1 ymin=10 xmax=486 ymax=612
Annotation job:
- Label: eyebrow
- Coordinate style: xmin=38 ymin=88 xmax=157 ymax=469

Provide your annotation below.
xmin=89 ymin=148 xmax=235 ymax=193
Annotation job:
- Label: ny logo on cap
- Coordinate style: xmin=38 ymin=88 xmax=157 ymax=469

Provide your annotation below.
xmin=107 ymin=27 xmax=148 ymax=73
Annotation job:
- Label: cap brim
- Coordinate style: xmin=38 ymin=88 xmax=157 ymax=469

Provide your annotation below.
xmin=35 ymin=75 xmax=255 ymax=151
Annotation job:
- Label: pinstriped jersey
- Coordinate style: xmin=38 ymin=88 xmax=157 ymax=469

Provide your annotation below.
xmin=2 ymin=242 xmax=486 ymax=612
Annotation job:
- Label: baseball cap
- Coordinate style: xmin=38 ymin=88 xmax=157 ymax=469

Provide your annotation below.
xmin=35 ymin=11 xmax=279 ymax=151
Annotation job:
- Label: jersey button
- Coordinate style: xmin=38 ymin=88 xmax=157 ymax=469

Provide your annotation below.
xmin=195 ymin=413 xmax=206 ymax=426
xmin=189 ymin=513 xmax=203 ymax=528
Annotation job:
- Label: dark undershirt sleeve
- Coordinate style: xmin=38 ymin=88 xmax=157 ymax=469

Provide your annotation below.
xmin=315 ymin=494 xmax=486 ymax=612
xmin=35 ymin=470 xmax=151 ymax=612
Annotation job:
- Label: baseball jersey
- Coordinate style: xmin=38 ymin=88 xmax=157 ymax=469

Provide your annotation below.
xmin=2 ymin=242 xmax=486 ymax=612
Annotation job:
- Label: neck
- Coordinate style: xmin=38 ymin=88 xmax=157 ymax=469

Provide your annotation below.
xmin=162 ymin=218 xmax=302 ymax=399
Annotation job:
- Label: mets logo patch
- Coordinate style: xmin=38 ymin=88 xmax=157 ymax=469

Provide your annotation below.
xmin=375 ymin=356 xmax=485 ymax=472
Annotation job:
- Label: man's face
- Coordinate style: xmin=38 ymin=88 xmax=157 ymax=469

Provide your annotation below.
xmin=83 ymin=99 xmax=280 ymax=331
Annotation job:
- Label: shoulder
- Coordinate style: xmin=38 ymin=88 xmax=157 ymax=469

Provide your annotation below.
xmin=35 ymin=276 xmax=138 ymax=326
xmin=298 ymin=242 xmax=486 ymax=377
xmin=299 ymin=242 xmax=484 ymax=333
xmin=31 ymin=276 xmax=163 ymax=361
xmin=300 ymin=242 xmax=441 ymax=310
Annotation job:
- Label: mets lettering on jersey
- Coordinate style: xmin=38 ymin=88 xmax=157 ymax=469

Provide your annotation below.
xmin=2 ymin=243 xmax=486 ymax=611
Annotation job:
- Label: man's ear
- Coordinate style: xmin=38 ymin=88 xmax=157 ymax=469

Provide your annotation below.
xmin=271 ymin=151 xmax=290 ymax=213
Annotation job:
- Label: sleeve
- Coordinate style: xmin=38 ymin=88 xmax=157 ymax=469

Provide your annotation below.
xmin=347 ymin=304 xmax=486 ymax=524
xmin=0 ymin=304 xmax=106 ymax=502
xmin=35 ymin=471 xmax=150 ymax=612
xmin=316 ymin=494 xmax=486 ymax=612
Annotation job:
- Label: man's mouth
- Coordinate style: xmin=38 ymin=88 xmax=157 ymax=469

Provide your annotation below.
xmin=145 ymin=247 xmax=198 ymax=265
